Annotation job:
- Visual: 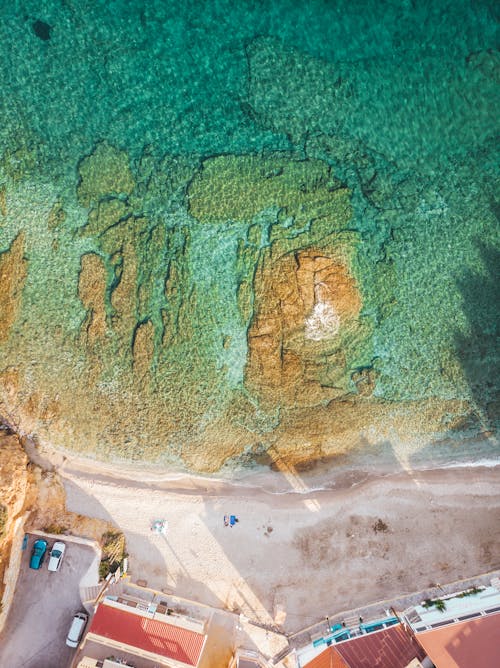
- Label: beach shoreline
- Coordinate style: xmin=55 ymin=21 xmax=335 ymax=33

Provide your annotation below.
xmin=54 ymin=438 xmax=500 ymax=634
xmin=25 ymin=429 xmax=500 ymax=493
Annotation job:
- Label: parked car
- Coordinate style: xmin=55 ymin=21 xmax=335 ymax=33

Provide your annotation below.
xmin=29 ymin=539 xmax=48 ymax=569
xmin=48 ymin=541 xmax=66 ymax=572
xmin=66 ymin=611 xmax=88 ymax=648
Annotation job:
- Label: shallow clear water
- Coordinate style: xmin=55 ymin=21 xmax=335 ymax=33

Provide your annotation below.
xmin=0 ymin=0 xmax=498 ymax=463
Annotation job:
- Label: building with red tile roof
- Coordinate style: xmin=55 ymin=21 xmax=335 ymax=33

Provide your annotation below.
xmin=415 ymin=611 xmax=500 ymax=668
xmin=85 ymin=599 xmax=207 ymax=667
xmin=402 ymin=581 xmax=500 ymax=666
xmin=300 ymin=646 xmax=350 ymax=668
xmin=303 ymin=624 xmax=427 ymax=668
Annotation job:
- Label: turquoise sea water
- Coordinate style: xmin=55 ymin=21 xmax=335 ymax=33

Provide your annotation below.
xmin=0 ymin=0 xmax=498 ymax=461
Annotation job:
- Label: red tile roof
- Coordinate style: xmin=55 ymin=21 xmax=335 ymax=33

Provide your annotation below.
xmin=89 ymin=602 xmax=206 ymax=667
xmin=336 ymin=625 xmax=426 ymax=668
xmin=303 ymin=647 xmax=351 ymax=668
xmin=415 ymin=611 xmax=500 ymax=668
xmin=305 ymin=624 xmax=426 ymax=668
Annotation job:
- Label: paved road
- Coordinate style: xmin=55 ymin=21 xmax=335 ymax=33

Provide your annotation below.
xmin=0 ymin=534 xmax=96 ymax=668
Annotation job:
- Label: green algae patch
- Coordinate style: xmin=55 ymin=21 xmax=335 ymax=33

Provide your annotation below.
xmin=82 ymin=198 xmax=131 ymax=238
xmin=188 ymin=154 xmax=345 ymax=226
xmin=77 ymin=141 xmax=135 ymax=207
xmin=47 ymin=199 xmax=66 ymax=231
xmin=0 ymin=141 xmax=40 ymax=181
xmin=0 ymin=186 xmax=6 ymax=217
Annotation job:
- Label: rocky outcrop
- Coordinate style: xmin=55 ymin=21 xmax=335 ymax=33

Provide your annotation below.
xmin=0 ymin=426 xmax=129 ymax=634
xmin=78 ymin=253 xmax=108 ymax=345
xmin=132 ymin=320 xmax=155 ymax=379
xmin=247 ymin=248 xmax=362 ymax=407
xmin=0 ymin=233 xmax=28 ymax=345
xmin=0 ymin=141 xmax=494 ymax=473
xmin=188 ymin=154 xmax=345 ymax=226
xmin=0 ymin=430 xmax=33 ymax=611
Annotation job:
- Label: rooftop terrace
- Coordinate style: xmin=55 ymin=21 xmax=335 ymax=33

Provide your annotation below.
xmin=403 ymin=584 xmax=500 ymax=632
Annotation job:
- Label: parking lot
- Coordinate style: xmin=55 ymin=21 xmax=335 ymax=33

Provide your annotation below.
xmin=0 ymin=533 xmax=98 ymax=668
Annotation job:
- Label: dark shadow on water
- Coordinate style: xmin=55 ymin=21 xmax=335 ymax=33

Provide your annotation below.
xmin=410 ymin=239 xmax=500 ymax=469
xmin=454 ymin=239 xmax=499 ymax=433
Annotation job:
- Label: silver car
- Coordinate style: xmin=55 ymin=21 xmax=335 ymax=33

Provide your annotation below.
xmin=47 ymin=541 xmax=66 ymax=572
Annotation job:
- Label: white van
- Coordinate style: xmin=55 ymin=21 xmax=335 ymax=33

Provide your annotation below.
xmin=66 ymin=611 xmax=88 ymax=648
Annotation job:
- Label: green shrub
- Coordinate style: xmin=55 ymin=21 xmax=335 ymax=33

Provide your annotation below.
xmin=457 ymin=586 xmax=482 ymax=598
xmin=99 ymin=560 xmax=112 ymax=580
xmin=0 ymin=504 xmax=7 ymax=540
xmin=42 ymin=523 xmax=67 ymax=535
xmin=423 ymin=597 xmax=446 ymax=612
xmin=99 ymin=531 xmax=127 ymax=581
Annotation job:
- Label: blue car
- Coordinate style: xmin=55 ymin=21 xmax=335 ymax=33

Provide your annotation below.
xmin=29 ymin=539 xmax=48 ymax=569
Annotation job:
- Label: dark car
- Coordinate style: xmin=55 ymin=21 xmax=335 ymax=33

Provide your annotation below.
xmin=29 ymin=539 xmax=48 ymax=569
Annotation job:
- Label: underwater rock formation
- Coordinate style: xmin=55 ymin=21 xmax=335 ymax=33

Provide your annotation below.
xmin=78 ymin=253 xmax=107 ymax=345
xmin=0 ymin=233 xmax=28 ymax=345
xmin=32 ymin=20 xmax=52 ymax=42
xmin=0 ymin=141 xmax=492 ymax=473
xmin=77 ymin=141 xmax=135 ymax=208
xmin=246 ymin=249 xmax=362 ymax=408
xmin=0 ymin=0 xmax=498 ymax=472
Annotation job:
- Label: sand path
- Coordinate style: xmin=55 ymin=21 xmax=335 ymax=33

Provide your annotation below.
xmin=59 ymin=458 xmax=500 ymax=634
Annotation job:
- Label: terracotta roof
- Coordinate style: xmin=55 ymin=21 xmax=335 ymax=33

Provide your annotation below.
xmin=337 ymin=625 xmax=426 ymax=668
xmin=303 ymin=647 xmax=351 ymax=668
xmin=89 ymin=603 xmax=205 ymax=667
xmin=415 ymin=611 xmax=500 ymax=668
xmin=305 ymin=624 xmax=426 ymax=668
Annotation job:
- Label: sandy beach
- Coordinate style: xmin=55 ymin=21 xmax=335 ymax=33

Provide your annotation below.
xmin=59 ymin=453 xmax=500 ymax=634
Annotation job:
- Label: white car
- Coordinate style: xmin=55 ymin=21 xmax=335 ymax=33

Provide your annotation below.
xmin=48 ymin=541 xmax=66 ymax=572
xmin=66 ymin=611 xmax=88 ymax=648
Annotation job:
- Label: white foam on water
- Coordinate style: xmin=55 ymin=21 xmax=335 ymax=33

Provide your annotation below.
xmin=436 ymin=458 xmax=500 ymax=470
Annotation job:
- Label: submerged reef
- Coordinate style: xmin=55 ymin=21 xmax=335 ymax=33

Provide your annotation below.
xmin=0 ymin=1 xmax=498 ymax=472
